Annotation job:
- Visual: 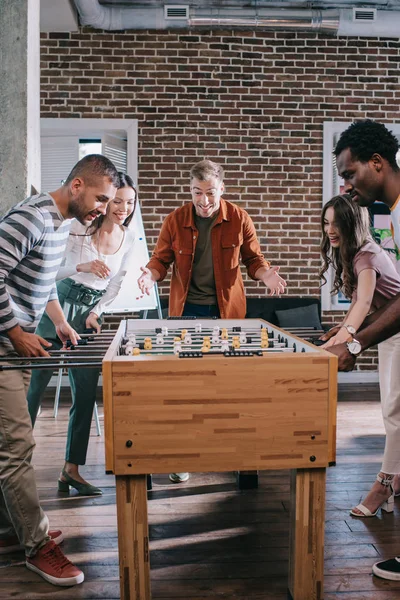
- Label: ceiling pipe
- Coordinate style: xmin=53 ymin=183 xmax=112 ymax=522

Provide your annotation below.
xmin=188 ymin=8 xmax=339 ymax=34
xmin=74 ymin=0 xmax=400 ymax=37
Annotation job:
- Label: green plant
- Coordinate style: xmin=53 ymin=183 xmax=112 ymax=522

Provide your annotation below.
xmin=371 ymin=227 xmax=400 ymax=261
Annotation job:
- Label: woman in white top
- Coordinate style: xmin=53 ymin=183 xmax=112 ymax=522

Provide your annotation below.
xmin=27 ymin=173 xmax=136 ymax=496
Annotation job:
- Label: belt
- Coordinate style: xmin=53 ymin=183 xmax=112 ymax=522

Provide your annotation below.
xmin=61 ymin=279 xmax=106 ymax=307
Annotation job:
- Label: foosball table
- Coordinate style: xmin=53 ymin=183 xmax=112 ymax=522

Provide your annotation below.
xmin=102 ymin=318 xmax=338 ymax=600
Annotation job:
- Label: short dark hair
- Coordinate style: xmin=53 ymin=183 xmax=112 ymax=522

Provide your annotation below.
xmin=334 ymin=120 xmax=399 ymax=171
xmin=64 ymin=154 xmax=120 ymax=187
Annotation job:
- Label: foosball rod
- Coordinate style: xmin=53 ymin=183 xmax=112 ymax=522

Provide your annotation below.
xmin=0 ymin=355 xmax=103 ymax=363
xmin=0 ymin=362 xmax=103 ymax=371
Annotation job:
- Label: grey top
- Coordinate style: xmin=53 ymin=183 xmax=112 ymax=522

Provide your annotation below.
xmin=0 ymin=192 xmax=71 ymax=348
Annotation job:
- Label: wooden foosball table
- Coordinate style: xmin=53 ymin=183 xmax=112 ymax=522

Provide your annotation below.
xmin=102 ymin=318 xmax=338 ymax=600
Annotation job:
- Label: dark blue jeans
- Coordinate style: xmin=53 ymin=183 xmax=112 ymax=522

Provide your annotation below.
xmin=182 ymin=302 xmax=220 ymax=318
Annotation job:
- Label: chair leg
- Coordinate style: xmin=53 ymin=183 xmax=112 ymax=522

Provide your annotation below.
xmin=94 ymin=401 xmax=102 ymax=436
xmin=237 ymin=470 xmax=259 ymax=490
xmin=53 ymin=368 xmax=63 ymax=418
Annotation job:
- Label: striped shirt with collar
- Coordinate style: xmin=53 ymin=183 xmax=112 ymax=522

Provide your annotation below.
xmin=0 ymin=192 xmax=71 ymax=350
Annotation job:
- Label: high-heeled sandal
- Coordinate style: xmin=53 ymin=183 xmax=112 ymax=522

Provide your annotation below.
xmin=350 ymin=474 xmax=394 ymax=517
xmin=57 ymin=469 xmax=102 ymax=496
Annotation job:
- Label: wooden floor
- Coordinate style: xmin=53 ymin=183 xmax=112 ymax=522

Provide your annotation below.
xmin=2 ymin=384 xmax=400 ymax=599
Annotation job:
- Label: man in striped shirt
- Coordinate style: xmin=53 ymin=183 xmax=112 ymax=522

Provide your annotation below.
xmin=0 ymin=154 xmax=119 ymax=587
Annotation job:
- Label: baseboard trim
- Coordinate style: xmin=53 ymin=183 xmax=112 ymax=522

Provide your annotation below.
xmin=338 ymin=371 xmax=379 ymax=384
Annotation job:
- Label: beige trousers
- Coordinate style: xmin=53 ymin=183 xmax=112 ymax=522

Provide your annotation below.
xmin=0 ymin=352 xmax=49 ymax=556
xmin=378 ymin=331 xmax=400 ymax=474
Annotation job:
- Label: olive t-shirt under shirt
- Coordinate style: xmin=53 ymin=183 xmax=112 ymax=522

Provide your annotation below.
xmin=186 ymin=211 xmax=218 ymax=305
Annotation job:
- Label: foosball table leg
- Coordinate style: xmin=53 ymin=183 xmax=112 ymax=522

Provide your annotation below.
xmin=288 ymin=468 xmax=326 ymax=600
xmin=237 ymin=470 xmax=259 ymax=489
xmin=116 ymin=475 xmax=151 ymax=600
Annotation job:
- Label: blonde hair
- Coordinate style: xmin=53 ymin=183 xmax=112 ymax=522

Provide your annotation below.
xmin=190 ymin=160 xmax=224 ymax=182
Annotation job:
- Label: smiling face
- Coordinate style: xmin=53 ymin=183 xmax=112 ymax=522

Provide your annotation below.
xmin=336 ymin=148 xmax=384 ymax=208
xmin=68 ymin=176 xmax=117 ymax=225
xmin=190 ymin=176 xmax=224 ymax=219
xmin=106 ymin=186 xmax=136 ymax=226
xmin=323 ymin=206 xmax=341 ymax=248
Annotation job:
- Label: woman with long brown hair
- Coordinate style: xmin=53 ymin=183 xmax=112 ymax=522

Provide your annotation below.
xmin=321 ymin=193 xmax=400 ymax=517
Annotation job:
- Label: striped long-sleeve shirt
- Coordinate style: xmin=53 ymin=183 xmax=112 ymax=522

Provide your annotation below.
xmin=0 ymin=192 xmax=71 ymax=350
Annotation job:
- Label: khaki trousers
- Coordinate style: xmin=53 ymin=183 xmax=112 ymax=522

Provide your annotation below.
xmin=0 ymin=352 xmax=49 ymax=556
xmin=378 ymin=331 xmax=400 ymax=474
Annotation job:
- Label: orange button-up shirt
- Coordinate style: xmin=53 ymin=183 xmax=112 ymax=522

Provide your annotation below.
xmin=147 ymin=199 xmax=270 ymax=318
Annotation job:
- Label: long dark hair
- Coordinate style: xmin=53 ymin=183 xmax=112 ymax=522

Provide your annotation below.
xmin=86 ymin=172 xmax=137 ymax=235
xmin=320 ymin=194 xmax=372 ymax=299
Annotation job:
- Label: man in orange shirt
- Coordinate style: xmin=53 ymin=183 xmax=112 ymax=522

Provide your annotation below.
xmin=138 ymin=159 xmax=285 ymax=320
xmin=138 ymin=159 xmax=286 ymax=483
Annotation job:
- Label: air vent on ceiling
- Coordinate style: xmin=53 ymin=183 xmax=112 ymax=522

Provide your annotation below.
xmin=352 ymin=7 xmax=377 ymax=22
xmin=164 ymin=5 xmax=189 ymax=20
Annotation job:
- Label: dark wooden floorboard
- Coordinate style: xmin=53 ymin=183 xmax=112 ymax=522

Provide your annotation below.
xmin=1 ymin=383 xmax=399 ymax=599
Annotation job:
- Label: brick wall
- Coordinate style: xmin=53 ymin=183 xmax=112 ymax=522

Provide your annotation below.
xmin=40 ymin=28 xmax=399 ymax=370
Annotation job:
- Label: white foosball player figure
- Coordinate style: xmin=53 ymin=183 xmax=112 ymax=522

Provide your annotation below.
xmin=183 ymin=333 xmax=192 ymax=345
xmin=173 ymin=337 xmax=182 ymax=355
xmin=124 ymin=343 xmax=134 ymax=355
xmin=221 ymin=340 xmax=229 ymax=353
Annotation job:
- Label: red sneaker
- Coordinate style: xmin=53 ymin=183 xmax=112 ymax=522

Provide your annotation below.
xmin=0 ymin=529 xmax=64 ymax=555
xmin=26 ymin=540 xmax=84 ymax=586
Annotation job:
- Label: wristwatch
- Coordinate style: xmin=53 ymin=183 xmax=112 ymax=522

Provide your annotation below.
xmin=343 ymin=324 xmax=356 ymax=335
xmin=347 ymin=338 xmax=362 ymax=356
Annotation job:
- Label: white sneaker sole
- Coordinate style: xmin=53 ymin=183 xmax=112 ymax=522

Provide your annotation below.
xmin=26 ymin=561 xmax=84 ymax=586
xmin=169 ymin=473 xmax=190 ymax=483
xmin=373 ymin=563 xmax=400 ymax=581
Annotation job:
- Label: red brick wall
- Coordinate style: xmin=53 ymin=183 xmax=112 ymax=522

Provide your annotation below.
xmin=41 ymin=28 xmax=398 ymax=369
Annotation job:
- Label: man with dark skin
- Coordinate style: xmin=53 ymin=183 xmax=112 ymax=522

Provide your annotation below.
xmin=326 ymin=119 xmax=400 ymax=581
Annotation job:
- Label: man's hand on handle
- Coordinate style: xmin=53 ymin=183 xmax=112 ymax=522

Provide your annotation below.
xmin=7 ymin=326 xmax=52 ymax=357
xmin=325 ymin=342 xmax=357 ymax=372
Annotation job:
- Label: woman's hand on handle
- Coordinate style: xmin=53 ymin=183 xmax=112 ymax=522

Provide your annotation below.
xmin=86 ymin=312 xmax=101 ymax=334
